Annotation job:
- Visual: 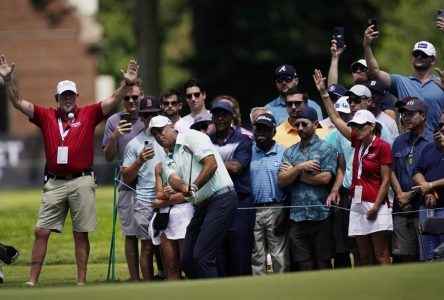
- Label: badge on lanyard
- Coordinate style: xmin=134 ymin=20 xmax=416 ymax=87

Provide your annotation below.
xmin=57 ymin=117 xmax=72 ymax=165
xmin=352 ymin=185 xmax=363 ymax=204
xmin=57 ymin=146 xmax=68 ymax=164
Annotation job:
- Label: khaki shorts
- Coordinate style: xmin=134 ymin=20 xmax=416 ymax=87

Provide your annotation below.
xmin=392 ymin=215 xmax=419 ymax=256
xmin=37 ymin=175 xmax=97 ymax=233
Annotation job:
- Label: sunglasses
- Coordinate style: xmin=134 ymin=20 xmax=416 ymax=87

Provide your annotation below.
xmin=139 ymin=112 xmax=159 ymax=118
xmin=351 ymin=123 xmax=370 ymax=130
xmin=351 ymin=66 xmax=368 ymax=73
xmin=412 ymin=51 xmax=431 ymax=59
xmin=294 ymin=121 xmax=309 ymax=128
xmin=347 ymin=95 xmax=367 ymax=104
xmin=186 ymin=92 xmax=202 ymax=99
xmin=163 ymin=100 xmax=179 ymax=107
xmin=276 ymin=76 xmax=294 ymax=84
xmin=194 ymin=122 xmax=211 ymax=131
xmin=124 ymin=95 xmax=140 ymax=101
xmin=286 ymin=101 xmax=304 ymax=107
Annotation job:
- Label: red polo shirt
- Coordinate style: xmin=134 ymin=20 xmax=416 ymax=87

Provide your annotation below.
xmin=31 ymin=103 xmax=104 ymax=175
xmin=350 ymin=131 xmax=393 ymax=203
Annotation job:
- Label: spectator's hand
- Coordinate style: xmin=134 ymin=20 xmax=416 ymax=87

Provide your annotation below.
xmin=366 ymin=205 xmax=379 ymax=220
xmin=0 ymin=55 xmax=14 ymax=80
xmin=114 ymin=120 xmax=132 ymax=137
xmin=326 ymin=189 xmax=340 ymax=207
xmin=433 ymin=129 xmax=444 ymax=147
xmin=419 ymin=182 xmax=434 ymax=195
xmin=436 ymin=18 xmax=444 ymax=32
xmin=396 ymin=191 xmax=412 ymax=208
xmin=138 ymin=146 xmax=155 ymax=164
xmin=363 ymin=25 xmax=378 ymax=47
xmin=279 ymin=162 xmax=293 ymax=173
xmin=163 ymin=185 xmax=176 ymax=196
xmin=121 ymin=59 xmax=139 ymax=86
xmin=273 ymin=212 xmax=288 ymax=236
xmin=434 ymin=68 xmax=444 ymax=90
xmin=313 ymin=69 xmax=328 ymax=95
xmin=300 ymin=160 xmax=320 ymax=174
xmin=330 ymin=39 xmax=346 ymax=58
xmin=425 ymin=193 xmax=437 ymax=209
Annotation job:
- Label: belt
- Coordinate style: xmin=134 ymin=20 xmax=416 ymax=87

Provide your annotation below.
xmin=47 ymin=169 xmax=93 ymax=181
xmin=212 ymin=186 xmax=235 ymax=198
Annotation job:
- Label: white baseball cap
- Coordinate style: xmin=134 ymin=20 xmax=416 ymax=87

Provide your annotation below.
xmin=347 ymin=109 xmax=376 ymax=126
xmin=334 ymin=96 xmax=351 ymax=114
xmin=412 ymin=41 xmax=436 ymax=57
xmin=345 ymin=84 xmax=372 ymax=98
xmin=56 ymin=80 xmax=77 ymax=95
xmin=147 ymin=115 xmax=173 ymax=135
xmin=350 ymin=59 xmax=367 ymax=71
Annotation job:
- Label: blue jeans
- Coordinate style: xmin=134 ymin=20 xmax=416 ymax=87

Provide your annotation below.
xmin=180 ymin=188 xmax=237 ymax=278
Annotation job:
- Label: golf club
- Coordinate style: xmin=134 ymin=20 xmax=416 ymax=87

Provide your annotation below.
xmin=182 ymin=144 xmax=193 ymax=191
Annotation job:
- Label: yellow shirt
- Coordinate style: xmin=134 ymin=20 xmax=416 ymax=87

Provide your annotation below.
xmin=274 ymin=119 xmax=331 ymax=147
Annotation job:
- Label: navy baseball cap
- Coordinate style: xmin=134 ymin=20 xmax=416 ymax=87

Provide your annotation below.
xmin=365 ymin=80 xmax=386 ymax=95
xmin=274 ymin=64 xmax=297 ymax=78
xmin=253 ymin=113 xmax=277 ymax=128
xmin=296 ymin=107 xmax=322 ymax=128
xmin=210 ymin=101 xmax=234 ymax=114
xmin=328 ymin=84 xmax=346 ymax=98
xmin=139 ymin=96 xmax=161 ymax=112
xmin=396 ymin=97 xmax=428 ymax=114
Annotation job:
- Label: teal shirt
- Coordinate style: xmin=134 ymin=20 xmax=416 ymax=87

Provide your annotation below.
xmin=163 ymin=130 xmax=234 ymax=205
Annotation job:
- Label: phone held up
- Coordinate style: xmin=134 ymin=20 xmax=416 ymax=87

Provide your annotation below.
xmin=120 ymin=112 xmax=132 ymax=124
xmin=438 ymin=9 xmax=444 ymax=18
xmin=333 ymin=27 xmax=345 ymax=48
xmin=367 ymin=18 xmax=377 ymax=31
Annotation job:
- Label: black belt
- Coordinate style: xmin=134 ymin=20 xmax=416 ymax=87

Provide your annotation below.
xmin=255 ymin=201 xmax=281 ymax=207
xmin=47 ymin=169 xmax=93 ymax=181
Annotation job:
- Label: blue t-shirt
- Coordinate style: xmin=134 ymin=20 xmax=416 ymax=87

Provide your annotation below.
xmin=250 ymin=142 xmax=287 ymax=203
xmin=391 ymin=128 xmax=434 ymax=213
xmin=210 ymin=128 xmax=252 ymax=194
xmin=282 ymin=135 xmax=337 ymax=221
xmin=390 ymin=74 xmax=444 ymax=129
xmin=413 ymin=141 xmax=444 ymax=208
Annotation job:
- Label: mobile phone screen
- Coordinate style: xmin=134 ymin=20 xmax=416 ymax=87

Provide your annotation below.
xmin=367 ymin=18 xmax=377 ymax=31
xmin=120 ymin=113 xmax=131 ymax=123
xmin=333 ymin=27 xmax=345 ymax=48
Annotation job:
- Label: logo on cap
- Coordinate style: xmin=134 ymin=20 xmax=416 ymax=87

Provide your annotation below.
xmin=417 ymin=43 xmax=428 ymax=49
xmin=278 ymin=66 xmax=287 ymax=73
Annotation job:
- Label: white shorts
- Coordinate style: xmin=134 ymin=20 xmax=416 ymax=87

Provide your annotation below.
xmin=150 ymin=202 xmax=194 ymax=246
xmin=348 ymin=201 xmax=393 ymax=236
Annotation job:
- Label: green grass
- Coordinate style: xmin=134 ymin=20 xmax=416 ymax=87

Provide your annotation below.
xmin=1 ymin=186 xmax=444 ymax=299
xmin=0 ymin=186 xmax=125 ymax=266
xmin=0 ymin=262 xmax=443 ymax=299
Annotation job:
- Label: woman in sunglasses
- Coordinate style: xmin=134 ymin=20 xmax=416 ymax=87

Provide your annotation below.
xmin=314 ymin=69 xmax=393 ymax=266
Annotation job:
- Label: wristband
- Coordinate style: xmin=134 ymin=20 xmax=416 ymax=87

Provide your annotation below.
xmin=321 ymin=94 xmax=329 ymax=98
xmin=430 ymin=182 xmax=433 ymax=189
xmin=191 ymin=183 xmax=199 ymax=192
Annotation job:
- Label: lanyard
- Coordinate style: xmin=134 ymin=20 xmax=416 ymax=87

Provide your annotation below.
xmin=58 ymin=117 xmax=73 ymax=141
xmin=357 ymin=135 xmax=375 ymax=180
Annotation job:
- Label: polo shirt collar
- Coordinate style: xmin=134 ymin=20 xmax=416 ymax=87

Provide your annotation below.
xmin=284 ymin=119 xmax=298 ymax=134
xmin=403 ymin=127 xmax=434 ymax=143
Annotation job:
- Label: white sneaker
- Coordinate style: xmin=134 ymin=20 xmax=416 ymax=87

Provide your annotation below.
xmin=0 ymin=265 xmax=4 ymax=283
xmin=24 ymin=281 xmax=35 ymax=287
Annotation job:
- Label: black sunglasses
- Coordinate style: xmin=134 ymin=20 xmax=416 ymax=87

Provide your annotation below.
xmin=276 ymin=76 xmax=294 ymax=84
xmin=124 ymin=95 xmax=140 ymax=101
xmin=139 ymin=112 xmax=159 ymax=118
xmin=347 ymin=95 xmax=367 ymax=104
xmin=163 ymin=100 xmax=179 ymax=107
xmin=294 ymin=121 xmax=309 ymax=128
xmin=186 ymin=92 xmax=202 ymax=99
xmin=286 ymin=101 xmax=303 ymax=107
xmin=351 ymin=66 xmax=368 ymax=73
xmin=351 ymin=123 xmax=370 ymax=130
xmin=195 ymin=122 xmax=211 ymax=131
xmin=412 ymin=51 xmax=431 ymax=59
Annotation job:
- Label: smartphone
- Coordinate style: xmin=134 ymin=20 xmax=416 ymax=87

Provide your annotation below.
xmin=144 ymin=140 xmax=153 ymax=149
xmin=367 ymin=18 xmax=377 ymax=31
xmin=120 ymin=112 xmax=131 ymax=124
xmin=438 ymin=9 xmax=444 ymax=18
xmin=333 ymin=27 xmax=345 ymax=48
